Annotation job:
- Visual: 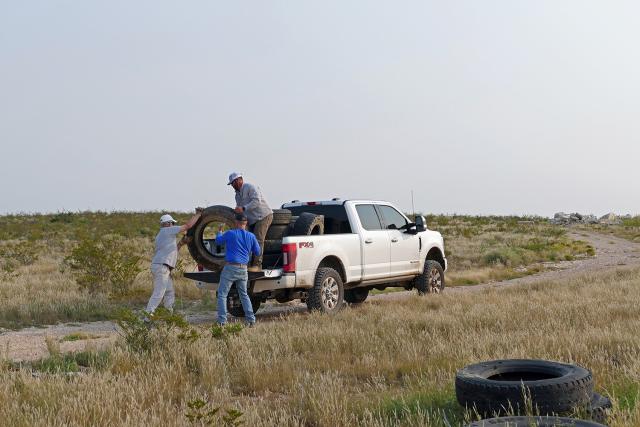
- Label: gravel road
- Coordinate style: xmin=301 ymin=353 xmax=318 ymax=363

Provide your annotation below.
xmin=2 ymin=230 xmax=639 ymax=362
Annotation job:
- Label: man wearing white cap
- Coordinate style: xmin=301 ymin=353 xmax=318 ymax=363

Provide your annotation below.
xmin=146 ymin=209 xmax=202 ymax=314
xmin=228 ymin=172 xmax=273 ymax=272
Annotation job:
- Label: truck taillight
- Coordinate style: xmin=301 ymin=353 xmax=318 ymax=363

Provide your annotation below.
xmin=282 ymin=243 xmax=297 ymax=273
xmin=197 ymin=264 xmax=204 ymax=272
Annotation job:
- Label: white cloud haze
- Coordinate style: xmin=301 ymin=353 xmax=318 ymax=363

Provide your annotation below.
xmin=1 ymin=1 xmax=639 ymax=216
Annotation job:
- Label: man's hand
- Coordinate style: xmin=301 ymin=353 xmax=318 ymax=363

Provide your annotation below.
xmin=195 ymin=207 xmax=204 ymax=214
xmin=234 ymin=206 xmax=244 ymax=214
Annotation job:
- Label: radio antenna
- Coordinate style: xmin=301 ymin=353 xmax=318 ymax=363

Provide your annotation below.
xmin=411 ymin=189 xmax=416 ymax=220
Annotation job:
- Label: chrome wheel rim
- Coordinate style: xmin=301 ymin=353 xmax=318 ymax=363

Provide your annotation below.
xmin=321 ymin=277 xmax=339 ymax=309
xmin=429 ymin=269 xmax=442 ymax=293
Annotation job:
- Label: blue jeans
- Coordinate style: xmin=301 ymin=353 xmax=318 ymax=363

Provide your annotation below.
xmin=217 ymin=265 xmax=255 ymax=324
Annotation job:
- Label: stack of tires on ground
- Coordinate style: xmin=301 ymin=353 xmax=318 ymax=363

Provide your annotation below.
xmin=457 ymin=359 xmax=611 ymax=426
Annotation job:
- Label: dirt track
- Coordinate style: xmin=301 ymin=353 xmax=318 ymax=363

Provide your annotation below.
xmin=2 ymin=230 xmax=639 ymax=362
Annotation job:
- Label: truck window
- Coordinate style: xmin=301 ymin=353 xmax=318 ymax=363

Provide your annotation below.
xmin=286 ymin=205 xmax=353 ymax=234
xmin=356 ymin=205 xmax=383 ymax=230
xmin=378 ymin=205 xmax=408 ymax=230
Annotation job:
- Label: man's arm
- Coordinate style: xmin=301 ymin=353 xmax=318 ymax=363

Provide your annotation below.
xmin=215 ymin=224 xmax=228 ymax=245
xmin=179 ymin=209 xmax=203 ymax=233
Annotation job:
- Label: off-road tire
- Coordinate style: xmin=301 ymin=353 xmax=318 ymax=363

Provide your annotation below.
xmin=466 ymin=416 xmax=605 ymax=426
xmin=344 ymin=288 xmax=369 ymax=304
xmin=186 ymin=205 xmax=236 ymax=272
xmin=263 ymin=239 xmax=282 ymax=254
xmin=456 ymin=359 xmax=594 ymax=416
xmin=307 ymin=267 xmax=344 ymax=313
xmin=271 ymin=209 xmax=292 ymax=226
xmin=415 ymin=260 xmax=445 ymax=295
xmin=292 ymin=213 xmax=324 ymax=236
xmin=266 ymin=224 xmax=289 ymax=240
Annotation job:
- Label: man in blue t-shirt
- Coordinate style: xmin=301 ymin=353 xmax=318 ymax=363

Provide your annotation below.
xmin=215 ymin=212 xmax=262 ymax=325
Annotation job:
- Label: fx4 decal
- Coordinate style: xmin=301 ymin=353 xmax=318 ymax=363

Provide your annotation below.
xmin=299 ymin=242 xmax=314 ymax=249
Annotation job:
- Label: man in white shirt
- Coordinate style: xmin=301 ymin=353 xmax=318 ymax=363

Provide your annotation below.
xmin=146 ymin=210 xmax=202 ymax=313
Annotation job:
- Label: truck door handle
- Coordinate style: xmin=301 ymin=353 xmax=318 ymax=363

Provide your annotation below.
xmin=391 ymin=238 xmax=398 ymax=243
xmin=365 ymin=238 xmax=373 ymax=244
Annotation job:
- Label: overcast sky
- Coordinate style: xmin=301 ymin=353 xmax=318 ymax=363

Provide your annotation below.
xmin=1 ymin=1 xmax=639 ymax=217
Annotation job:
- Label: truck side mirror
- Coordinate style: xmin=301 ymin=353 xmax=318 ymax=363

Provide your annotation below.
xmin=415 ymin=215 xmax=427 ymax=232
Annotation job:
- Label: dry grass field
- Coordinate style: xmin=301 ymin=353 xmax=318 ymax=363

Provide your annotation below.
xmin=0 ymin=212 xmax=595 ymax=329
xmin=1 ymin=267 xmax=639 ymax=426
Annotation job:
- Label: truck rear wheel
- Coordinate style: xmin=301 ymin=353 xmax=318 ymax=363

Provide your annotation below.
xmin=227 ymin=294 xmax=262 ymax=318
xmin=307 ymin=267 xmax=344 ymax=313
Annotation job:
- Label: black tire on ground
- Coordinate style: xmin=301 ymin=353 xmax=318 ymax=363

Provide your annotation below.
xmin=263 ymin=239 xmax=282 ymax=254
xmin=455 ymin=359 xmax=594 ymax=416
xmin=271 ymin=209 xmax=292 ymax=226
xmin=292 ymin=213 xmax=324 ymax=236
xmin=466 ymin=416 xmax=605 ymax=427
xmin=587 ymin=393 xmax=612 ymax=424
xmin=307 ymin=267 xmax=344 ymax=313
xmin=415 ymin=260 xmax=445 ymax=295
xmin=186 ymin=205 xmax=236 ymax=272
xmin=344 ymin=288 xmax=369 ymax=304
xmin=266 ymin=224 xmax=289 ymax=240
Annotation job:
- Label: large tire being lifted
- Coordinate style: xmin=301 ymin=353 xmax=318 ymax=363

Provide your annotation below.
xmin=292 ymin=213 xmax=324 ymax=236
xmin=415 ymin=259 xmax=445 ymax=295
xmin=455 ymin=359 xmax=594 ymax=416
xmin=307 ymin=267 xmax=344 ymax=313
xmin=271 ymin=209 xmax=292 ymax=225
xmin=344 ymin=288 xmax=369 ymax=304
xmin=466 ymin=416 xmax=605 ymax=427
xmin=186 ymin=205 xmax=236 ymax=272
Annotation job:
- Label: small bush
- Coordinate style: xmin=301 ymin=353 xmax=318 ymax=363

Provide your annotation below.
xmin=0 ymin=240 xmax=40 ymax=273
xmin=63 ymin=235 xmax=142 ymax=297
xmin=115 ymin=308 xmax=199 ymax=353
xmin=185 ymin=397 xmax=244 ymax=426
xmin=210 ymin=323 xmax=243 ymax=340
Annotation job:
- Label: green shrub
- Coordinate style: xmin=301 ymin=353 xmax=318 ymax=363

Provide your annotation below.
xmin=0 ymin=240 xmax=40 ymax=273
xmin=185 ymin=397 xmax=244 ymax=426
xmin=115 ymin=308 xmax=199 ymax=353
xmin=63 ymin=235 xmax=142 ymax=297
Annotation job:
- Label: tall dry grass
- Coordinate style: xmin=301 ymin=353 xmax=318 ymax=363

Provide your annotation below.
xmin=0 ymin=213 xmax=594 ymax=328
xmin=1 ymin=267 xmax=639 ymax=426
xmin=0 ymin=237 xmax=205 ymax=329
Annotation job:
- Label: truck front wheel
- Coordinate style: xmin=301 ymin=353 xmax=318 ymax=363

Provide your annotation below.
xmin=415 ymin=260 xmax=445 ymax=295
xmin=307 ymin=267 xmax=344 ymax=313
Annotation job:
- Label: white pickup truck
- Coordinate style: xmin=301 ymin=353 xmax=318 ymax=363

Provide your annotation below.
xmin=185 ymin=199 xmax=447 ymax=315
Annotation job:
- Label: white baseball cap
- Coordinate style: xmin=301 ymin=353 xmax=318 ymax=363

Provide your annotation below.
xmin=160 ymin=214 xmax=177 ymax=224
xmin=227 ymin=172 xmax=243 ymax=185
